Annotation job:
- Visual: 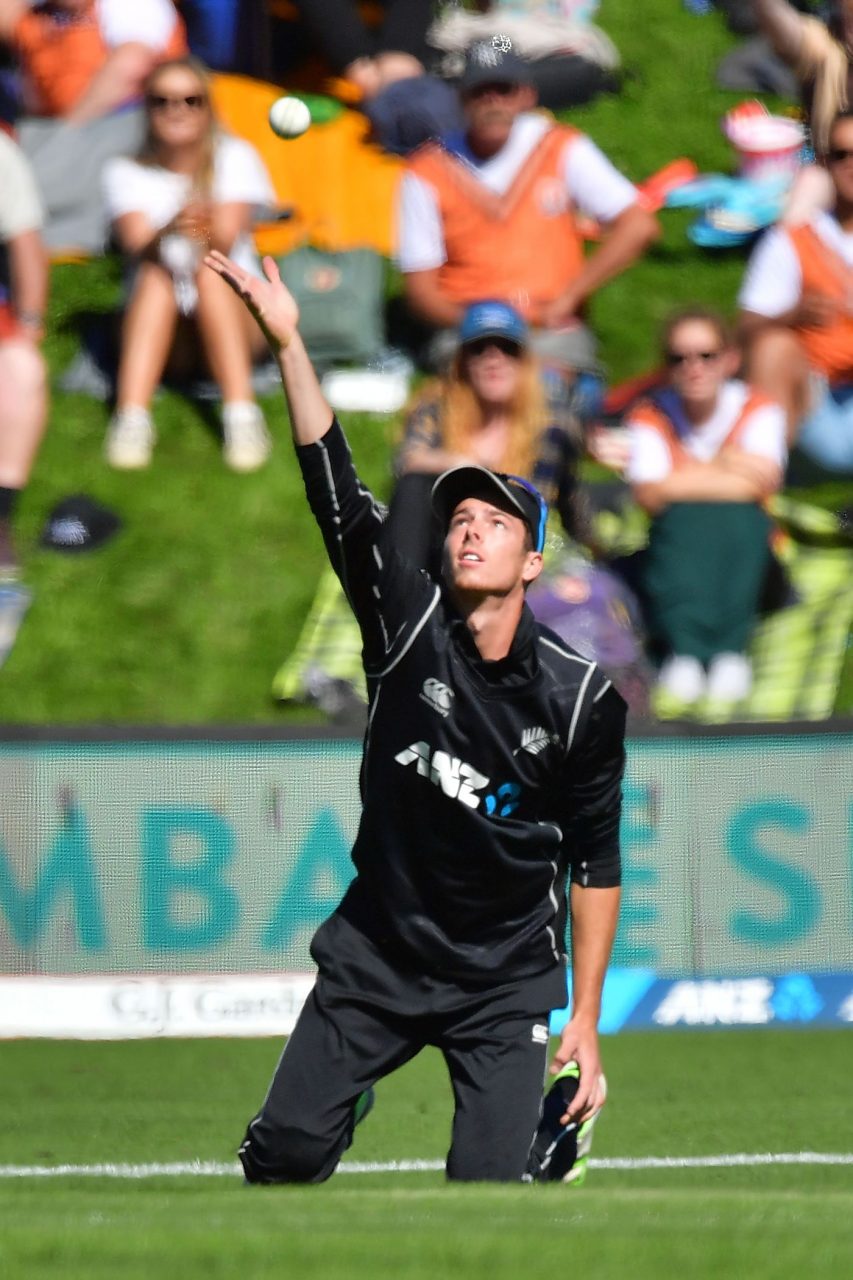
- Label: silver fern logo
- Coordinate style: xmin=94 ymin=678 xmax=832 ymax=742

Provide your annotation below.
xmin=514 ymin=727 xmax=558 ymax=757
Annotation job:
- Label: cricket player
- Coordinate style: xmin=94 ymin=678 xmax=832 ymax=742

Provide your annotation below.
xmin=205 ymin=249 xmax=626 ymax=1185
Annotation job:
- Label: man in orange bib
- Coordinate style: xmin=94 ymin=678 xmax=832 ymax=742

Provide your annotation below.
xmin=397 ymin=40 xmax=659 ymax=389
xmin=739 ymin=109 xmax=853 ymax=474
xmin=0 ymin=0 xmax=187 ymax=124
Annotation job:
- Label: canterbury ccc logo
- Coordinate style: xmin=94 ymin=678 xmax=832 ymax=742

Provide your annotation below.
xmin=420 ymin=677 xmax=454 ymax=718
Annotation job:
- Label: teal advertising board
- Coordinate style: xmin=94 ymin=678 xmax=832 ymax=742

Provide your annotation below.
xmin=1 ymin=734 xmax=851 ymax=978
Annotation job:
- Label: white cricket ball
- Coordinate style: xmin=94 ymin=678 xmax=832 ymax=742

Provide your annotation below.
xmin=268 ymin=96 xmax=311 ymax=139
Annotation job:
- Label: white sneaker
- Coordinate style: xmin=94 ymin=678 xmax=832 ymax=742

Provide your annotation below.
xmin=657 ymin=655 xmax=706 ymax=704
xmin=222 ymin=403 xmax=271 ymax=472
xmin=706 ymin=652 xmax=752 ymax=702
xmin=105 ymin=407 xmax=154 ymax=469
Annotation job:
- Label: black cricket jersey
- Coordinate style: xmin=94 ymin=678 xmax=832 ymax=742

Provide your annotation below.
xmin=297 ymin=419 xmax=625 ymax=997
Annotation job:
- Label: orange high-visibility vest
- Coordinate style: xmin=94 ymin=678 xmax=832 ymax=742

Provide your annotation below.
xmin=630 ymin=389 xmax=776 ymax=470
xmin=14 ymin=2 xmax=187 ymax=117
xmin=406 ymin=125 xmax=585 ymax=321
xmin=788 ymin=223 xmax=853 ymax=382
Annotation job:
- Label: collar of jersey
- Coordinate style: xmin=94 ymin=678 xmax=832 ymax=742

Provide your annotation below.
xmin=446 ymin=601 xmax=540 ymax=695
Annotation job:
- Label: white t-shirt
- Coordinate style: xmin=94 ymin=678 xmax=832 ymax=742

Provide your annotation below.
xmin=396 ymin=112 xmax=638 ymax=272
xmin=738 ymin=213 xmax=853 ymax=317
xmin=0 ymin=131 xmax=43 ymax=240
xmin=626 ymin=381 xmax=787 ymax=484
xmin=96 ymin=0 xmax=181 ymax=51
xmin=102 ymin=133 xmax=275 ymax=277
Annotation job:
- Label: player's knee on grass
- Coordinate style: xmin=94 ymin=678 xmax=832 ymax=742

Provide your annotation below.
xmin=445 ymin=1144 xmax=532 ymax=1184
xmin=239 ymin=1119 xmax=342 ymax=1185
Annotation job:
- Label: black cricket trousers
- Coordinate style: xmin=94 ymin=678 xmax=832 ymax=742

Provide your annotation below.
xmin=238 ymin=973 xmax=551 ymax=1184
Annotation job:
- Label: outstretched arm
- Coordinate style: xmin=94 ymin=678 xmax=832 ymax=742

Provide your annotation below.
xmin=753 ymin=0 xmax=806 ymax=66
xmin=205 ymin=249 xmax=436 ymax=667
xmin=205 ymin=249 xmax=333 ymax=446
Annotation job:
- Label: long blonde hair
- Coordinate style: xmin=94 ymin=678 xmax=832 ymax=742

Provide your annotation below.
xmin=136 ymin=56 xmax=219 ymax=195
xmin=431 ymin=346 xmax=548 ymax=477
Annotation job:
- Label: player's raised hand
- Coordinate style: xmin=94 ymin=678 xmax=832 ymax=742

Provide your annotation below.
xmin=205 ymin=250 xmax=299 ymax=354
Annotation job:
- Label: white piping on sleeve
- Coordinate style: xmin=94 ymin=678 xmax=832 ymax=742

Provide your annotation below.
xmin=565 ymin=662 xmax=597 ymax=756
xmin=540 ymin=637 xmax=595 ymax=667
xmin=371 ymin=586 xmax=441 ymax=678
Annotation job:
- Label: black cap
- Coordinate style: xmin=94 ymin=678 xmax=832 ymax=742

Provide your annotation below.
xmin=459 ymin=40 xmax=534 ymax=93
xmin=40 ymin=495 xmax=122 ymax=553
xmin=431 ymin=466 xmax=547 ymax=554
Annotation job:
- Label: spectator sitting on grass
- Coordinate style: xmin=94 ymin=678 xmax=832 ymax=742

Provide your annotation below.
xmin=625 ymin=308 xmax=787 ymax=708
xmin=739 ymin=109 xmax=853 ymax=475
xmin=0 ymin=129 xmax=48 ymax=582
xmin=397 ymin=40 xmax=658 ymax=396
xmin=0 ymin=0 xmax=187 ymax=124
xmin=389 ymin=299 xmax=583 ymax=572
xmin=101 ymin=56 xmax=276 ymax=472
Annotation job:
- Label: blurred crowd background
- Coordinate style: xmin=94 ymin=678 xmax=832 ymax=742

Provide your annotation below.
xmin=1 ymin=0 xmax=851 ymax=725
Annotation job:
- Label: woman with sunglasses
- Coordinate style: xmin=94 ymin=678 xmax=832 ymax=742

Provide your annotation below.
xmin=101 ymin=56 xmax=276 ymax=471
xmin=389 ymin=300 xmax=582 ymax=571
xmin=624 ymin=308 xmax=787 ymax=709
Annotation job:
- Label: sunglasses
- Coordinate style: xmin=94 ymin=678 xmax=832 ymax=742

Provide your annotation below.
xmin=827 ymin=147 xmax=853 ymax=164
xmin=464 ymin=336 xmax=523 ymax=358
xmin=147 ymin=93 xmax=207 ymax=112
xmin=466 ymin=82 xmax=518 ymax=99
xmin=504 ymin=474 xmax=548 ymax=555
xmin=665 ymin=349 xmax=722 ymax=367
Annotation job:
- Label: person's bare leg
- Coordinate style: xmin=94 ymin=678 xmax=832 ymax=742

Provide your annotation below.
xmin=194 ymin=266 xmax=255 ymax=403
xmin=0 ymin=338 xmax=48 ymax=571
xmin=744 ymin=327 xmax=811 ymax=444
xmin=116 ymin=262 xmax=179 ymax=411
xmin=195 ymin=267 xmax=271 ymax=471
xmin=107 ymin=263 xmax=180 ymax=468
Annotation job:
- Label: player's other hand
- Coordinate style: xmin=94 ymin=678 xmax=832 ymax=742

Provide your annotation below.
xmin=205 ymin=250 xmax=299 ymax=354
xmin=550 ymin=1017 xmax=606 ymax=1125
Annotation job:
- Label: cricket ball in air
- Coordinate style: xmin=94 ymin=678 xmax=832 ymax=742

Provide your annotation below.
xmin=268 ymin=95 xmax=311 ymax=139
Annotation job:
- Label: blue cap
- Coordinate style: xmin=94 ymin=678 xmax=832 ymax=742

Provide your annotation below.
xmin=458 ymin=300 xmax=528 ymax=348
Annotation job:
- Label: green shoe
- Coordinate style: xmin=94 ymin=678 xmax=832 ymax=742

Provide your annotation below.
xmin=353 ymin=1087 xmax=375 ymax=1128
xmin=526 ymin=1061 xmax=606 ymax=1186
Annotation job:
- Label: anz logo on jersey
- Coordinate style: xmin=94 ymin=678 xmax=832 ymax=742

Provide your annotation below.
xmin=394 ymin=741 xmax=521 ymax=816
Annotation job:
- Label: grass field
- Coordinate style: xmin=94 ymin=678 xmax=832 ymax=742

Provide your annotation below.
xmin=1 ymin=1030 xmax=851 ymax=1278
xmin=4 ymin=0 xmax=850 ymax=721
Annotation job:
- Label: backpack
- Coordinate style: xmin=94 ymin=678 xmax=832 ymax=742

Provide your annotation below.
xmin=276 ymin=245 xmax=385 ymax=367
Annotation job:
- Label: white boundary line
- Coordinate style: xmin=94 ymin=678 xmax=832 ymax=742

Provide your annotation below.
xmin=1 ymin=1153 xmax=852 ymax=1179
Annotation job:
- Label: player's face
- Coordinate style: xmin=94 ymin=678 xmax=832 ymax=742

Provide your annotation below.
xmin=463 ymin=337 xmax=522 ymax=406
xmin=146 ymin=70 xmax=211 ymax=150
xmin=665 ymin=319 xmax=732 ymax=408
xmin=443 ymin=497 xmax=542 ymax=598
xmin=827 ymin=118 xmax=853 ymax=205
